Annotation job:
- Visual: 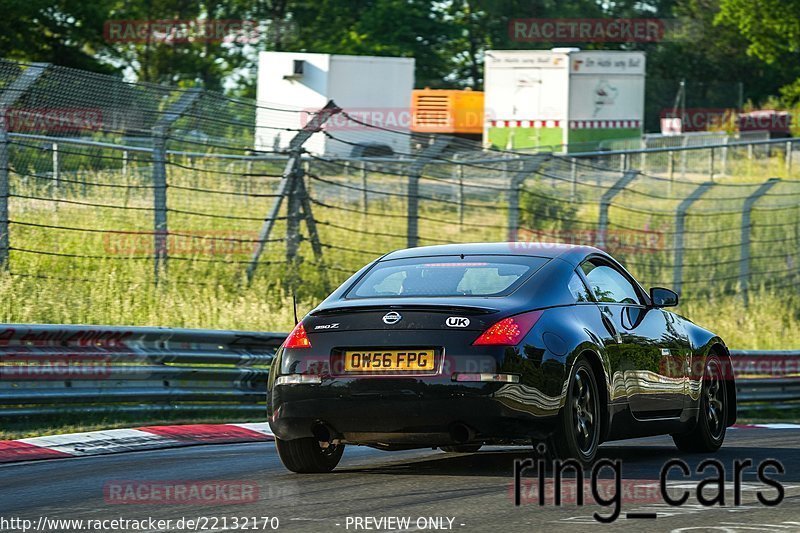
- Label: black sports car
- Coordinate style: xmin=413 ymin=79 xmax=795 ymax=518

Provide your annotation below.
xmin=268 ymin=243 xmax=736 ymax=473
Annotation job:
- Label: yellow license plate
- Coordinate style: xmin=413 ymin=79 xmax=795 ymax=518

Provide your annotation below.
xmin=343 ymin=349 xmax=435 ymax=372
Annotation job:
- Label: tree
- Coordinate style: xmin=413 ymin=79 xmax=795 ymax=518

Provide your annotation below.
xmin=717 ymin=0 xmax=800 ymax=64
xmin=716 ymin=0 xmax=800 ymax=105
xmin=284 ymin=0 xmax=454 ymax=88
xmin=103 ymin=0 xmax=291 ymax=91
xmin=440 ymin=0 xmax=607 ymax=89
xmin=0 ymin=0 xmax=117 ymax=74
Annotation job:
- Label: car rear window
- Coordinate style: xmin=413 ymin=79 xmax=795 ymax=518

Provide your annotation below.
xmin=346 ymin=255 xmax=549 ymax=298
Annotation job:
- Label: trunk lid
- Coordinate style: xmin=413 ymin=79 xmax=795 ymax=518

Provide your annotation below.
xmin=306 ymin=302 xmax=500 ymax=333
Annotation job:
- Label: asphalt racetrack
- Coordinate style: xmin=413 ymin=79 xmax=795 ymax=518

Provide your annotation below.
xmin=2 ymin=427 xmax=799 ymax=533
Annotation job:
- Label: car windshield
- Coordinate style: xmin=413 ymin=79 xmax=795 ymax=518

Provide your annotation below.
xmin=346 ymin=255 xmax=549 ymax=298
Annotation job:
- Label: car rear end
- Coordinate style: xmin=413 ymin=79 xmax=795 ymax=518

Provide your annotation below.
xmin=267 ymin=253 xmax=564 ymax=448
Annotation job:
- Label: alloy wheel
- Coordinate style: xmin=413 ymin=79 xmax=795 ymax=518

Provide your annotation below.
xmin=704 ymin=358 xmax=725 ymax=440
xmin=572 ymin=367 xmax=598 ymax=455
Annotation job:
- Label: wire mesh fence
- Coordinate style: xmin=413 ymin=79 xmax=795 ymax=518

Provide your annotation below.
xmin=0 ymin=58 xmax=799 ymax=309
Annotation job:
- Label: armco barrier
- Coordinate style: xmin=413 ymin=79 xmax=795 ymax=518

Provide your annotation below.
xmin=0 ymin=324 xmax=284 ymax=417
xmin=0 ymin=325 xmax=796 ymax=417
xmin=730 ymin=349 xmax=800 ymax=409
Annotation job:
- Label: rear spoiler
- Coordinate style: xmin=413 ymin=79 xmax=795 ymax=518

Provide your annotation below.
xmin=311 ymin=304 xmax=499 ymax=316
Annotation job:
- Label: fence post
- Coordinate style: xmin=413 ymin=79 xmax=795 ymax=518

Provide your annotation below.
xmin=681 ymin=136 xmax=688 ymax=177
xmin=786 ymin=140 xmax=793 ymax=176
xmin=284 ymin=165 xmax=303 ymax=262
xmin=668 ymin=150 xmax=675 ymax=195
xmin=740 ymin=178 xmax=780 ymax=306
xmin=246 ymin=100 xmax=340 ymax=282
xmin=596 ymin=170 xmax=638 ymax=249
xmin=457 ymin=159 xmax=464 ymax=227
xmin=52 ymin=142 xmax=59 ymax=189
xmin=721 ymin=137 xmax=729 ymax=177
xmin=507 ymin=156 xmax=545 ymax=241
xmin=570 ymin=159 xmax=577 ymax=201
xmin=295 ymin=172 xmax=327 ymax=269
xmin=673 ymin=182 xmax=714 ymax=296
xmin=360 ymin=161 xmax=368 ymax=215
xmin=0 ymin=124 xmax=9 ymax=270
xmin=151 ymin=125 xmax=169 ymax=279
xmin=406 ymin=136 xmax=450 ymax=248
xmin=245 ymin=154 xmax=253 ymax=181
xmin=150 ymin=88 xmax=202 ymax=282
xmin=709 ymin=146 xmax=715 ymax=181
xmin=0 ymin=62 xmax=49 ymax=271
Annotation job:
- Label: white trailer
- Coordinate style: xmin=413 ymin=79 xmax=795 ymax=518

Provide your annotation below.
xmin=255 ymin=52 xmax=415 ymax=157
xmin=484 ymin=49 xmax=645 ymax=152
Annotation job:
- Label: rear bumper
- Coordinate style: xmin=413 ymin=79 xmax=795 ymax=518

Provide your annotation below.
xmin=268 ymin=380 xmax=562 ymax=445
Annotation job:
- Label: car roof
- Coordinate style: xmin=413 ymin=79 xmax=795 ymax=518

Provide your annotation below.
xmin=380 ymin=242 xmax=608 ymax=267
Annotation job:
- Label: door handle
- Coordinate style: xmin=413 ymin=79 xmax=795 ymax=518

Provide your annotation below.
xmin=600 ymin=307 xmax=622 ymax=344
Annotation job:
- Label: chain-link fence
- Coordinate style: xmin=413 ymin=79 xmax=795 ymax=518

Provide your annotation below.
xmin=1 ymin=59 xmax=799 ymax=308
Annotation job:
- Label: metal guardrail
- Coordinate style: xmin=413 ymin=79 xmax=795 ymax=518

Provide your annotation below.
xmin=0 ymin=326 xmax=796 ymax=418
xmin=0 ymin=324 xmax=284 ymax=417
xmin=730 ymin=350 xmax=800 ymax=410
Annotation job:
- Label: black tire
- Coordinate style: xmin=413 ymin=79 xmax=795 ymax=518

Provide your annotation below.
xmin=552 ymin=358 xmax=601 ymax=466
xmin=440 ymin=445 xmax=482 ymax=453
xmin=673 ymin=355 xmax=727 ymax=453
xmin=275 ymin=437 xmax=345 ymax=473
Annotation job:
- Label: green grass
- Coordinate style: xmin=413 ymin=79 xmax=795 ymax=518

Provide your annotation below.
xmin=3 ymin=148 xmax=800 ymax=344
xmin=681 ymin=290 xmax=800 ymax=350
xmin=736 ymin=406 xmax=800 ymax=423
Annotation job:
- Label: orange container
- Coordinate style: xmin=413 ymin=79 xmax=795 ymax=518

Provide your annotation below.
xmin=411 ymin=89 xmax=484 ymax=134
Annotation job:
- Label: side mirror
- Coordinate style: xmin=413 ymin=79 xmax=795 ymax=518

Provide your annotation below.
xmin=650 ymin=287 xmax=678 ymax=308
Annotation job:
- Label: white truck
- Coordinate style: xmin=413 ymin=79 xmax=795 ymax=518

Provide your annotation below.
xmin=484 ymin=49 xmax=645 ymax=152
xmin=254 ymin=52 xmax=415 ymax=157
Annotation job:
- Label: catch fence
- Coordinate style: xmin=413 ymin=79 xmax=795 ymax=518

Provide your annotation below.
xmin=0 ymin=59 xmax=799 ymax=306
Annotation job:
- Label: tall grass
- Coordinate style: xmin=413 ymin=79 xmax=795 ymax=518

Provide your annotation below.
xmin=681 ymin=290 xmax=800 ymax=350
xmin=3 ymin=144 xmax=799 ymax=349
xmin=0 ymin=267 xmax=796 ymax=349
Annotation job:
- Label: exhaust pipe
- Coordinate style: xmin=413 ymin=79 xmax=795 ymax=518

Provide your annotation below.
xmin=311 ymin=422 xmax=333 ymax=443
xmin=449 ymin=423 xmax=475 ymax=444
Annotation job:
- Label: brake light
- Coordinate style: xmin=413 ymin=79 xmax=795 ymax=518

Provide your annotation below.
xmin=282 ymin=322 xmax=311 ymax=349
xmin=472 ymin=311 xmax=543 ymax=346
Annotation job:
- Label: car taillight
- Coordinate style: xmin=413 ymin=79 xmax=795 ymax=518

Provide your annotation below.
xmin=472 ymin=311 xmax=543 ymax=346
xmin=282 ymin=322 xmax=311 ymax=349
